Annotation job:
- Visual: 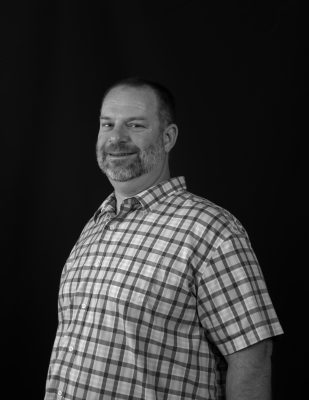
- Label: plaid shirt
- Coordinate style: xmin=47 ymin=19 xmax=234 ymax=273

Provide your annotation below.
xmin=45 ymin=176 xmax=283 ymax=400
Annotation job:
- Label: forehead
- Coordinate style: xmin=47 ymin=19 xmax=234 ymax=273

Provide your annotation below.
xmin=101 ymin=85 xmax=159 ymax=118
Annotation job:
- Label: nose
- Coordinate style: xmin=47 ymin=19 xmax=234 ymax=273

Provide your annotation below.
xmin=107 ymin=124 xmax=129 ymax=144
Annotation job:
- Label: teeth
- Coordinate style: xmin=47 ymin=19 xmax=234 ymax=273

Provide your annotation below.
xmin=110 ymin=153 xmax=133 ymax=156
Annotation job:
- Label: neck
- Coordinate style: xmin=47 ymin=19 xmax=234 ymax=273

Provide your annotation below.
xmin=109 ymin=160 xmax=170 ymax=213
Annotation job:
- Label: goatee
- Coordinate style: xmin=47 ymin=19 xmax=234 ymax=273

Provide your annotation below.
xmin=96 ymin=135 xmax=165 ymax=182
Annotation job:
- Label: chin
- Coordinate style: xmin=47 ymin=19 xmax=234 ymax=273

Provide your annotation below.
xmin=106 ymin=169 xmax=144 ymax=182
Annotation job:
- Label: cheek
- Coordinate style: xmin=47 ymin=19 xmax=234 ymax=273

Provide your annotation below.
xmin=97 ymin=131 xmax=107 ymax=147
xmin=132 ymin=133 xmax=154 ymax=150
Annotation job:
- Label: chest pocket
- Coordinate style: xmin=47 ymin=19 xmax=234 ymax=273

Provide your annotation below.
xmin=109 ymin=255 xmax=193 ymax=322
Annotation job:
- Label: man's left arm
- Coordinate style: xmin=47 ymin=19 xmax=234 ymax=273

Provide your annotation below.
xmin=225 ymin=339 xmax=273 ymax=400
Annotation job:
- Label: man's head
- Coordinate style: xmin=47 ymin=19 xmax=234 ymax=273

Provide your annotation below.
xmin=101 ymin=77 xmax=176 ymax=129
xmin=96 ymin=78 xmax=178 ymax=184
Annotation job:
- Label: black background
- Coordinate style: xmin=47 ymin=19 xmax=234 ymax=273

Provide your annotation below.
xmin=1 ymin=1 xmax=308 ymax=399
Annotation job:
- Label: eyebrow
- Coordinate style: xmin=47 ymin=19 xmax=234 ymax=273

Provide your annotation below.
xmin=99 ymin=116 xmax=148 ymax=121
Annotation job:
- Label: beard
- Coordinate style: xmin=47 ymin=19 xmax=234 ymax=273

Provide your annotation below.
xmin=96 ymin=134 xmax=165 ymax=182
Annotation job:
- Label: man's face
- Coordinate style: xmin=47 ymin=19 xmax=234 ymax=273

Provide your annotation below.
xmin=96 ymin=85 xmax=166 ymax=182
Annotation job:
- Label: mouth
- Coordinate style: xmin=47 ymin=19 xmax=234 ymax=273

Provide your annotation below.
xmin=107 ymin=152 xmax=137 ymax=158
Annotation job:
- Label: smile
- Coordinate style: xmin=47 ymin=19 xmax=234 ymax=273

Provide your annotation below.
xmin=107 ymin=152 xmax=137 ymax=158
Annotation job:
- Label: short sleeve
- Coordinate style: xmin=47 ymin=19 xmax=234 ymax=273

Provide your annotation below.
xmin=196 ymin=234 xmax=283 ymax=356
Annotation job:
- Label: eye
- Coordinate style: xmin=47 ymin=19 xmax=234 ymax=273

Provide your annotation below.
xmin=127 ymin=122 xmax=145 ymax=129
xmin=100 ymin=122 xmax=113 ymax=129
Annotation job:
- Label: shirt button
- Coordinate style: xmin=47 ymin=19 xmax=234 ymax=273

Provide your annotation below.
xmin=57 ymin=390 xmax=63 ymax=397
xmin=81 ymin=303 xmax=87 ymax=309
xmin=68 ymin=346 xmax=74 ymax=352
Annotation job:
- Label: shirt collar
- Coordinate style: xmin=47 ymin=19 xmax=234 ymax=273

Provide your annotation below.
xmin=134 ymin=176 xmax=186 ymax=211
xmin=93 ymin=192 xmax=116 ymax=222
xmin=94 ymin=176 xmax=186 ymax=221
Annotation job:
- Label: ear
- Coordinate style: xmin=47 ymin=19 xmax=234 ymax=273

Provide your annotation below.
xmin=162 ymin=124 xmax=178 ymax=153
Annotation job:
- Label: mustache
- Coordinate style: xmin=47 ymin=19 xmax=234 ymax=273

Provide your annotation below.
xmin=100 ymin=142 xmax=140 ymax=154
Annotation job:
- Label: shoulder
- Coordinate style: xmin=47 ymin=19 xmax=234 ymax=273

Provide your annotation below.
xmin=166 ymin=190 xmax=248 ymax=244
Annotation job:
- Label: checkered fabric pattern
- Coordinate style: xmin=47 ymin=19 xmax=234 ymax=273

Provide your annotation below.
xmin=45 ymin=176 xmax=283 ymax=400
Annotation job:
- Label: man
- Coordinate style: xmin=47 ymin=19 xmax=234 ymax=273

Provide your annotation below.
xmin=45 ymin=77 xmax=283 ymax=400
